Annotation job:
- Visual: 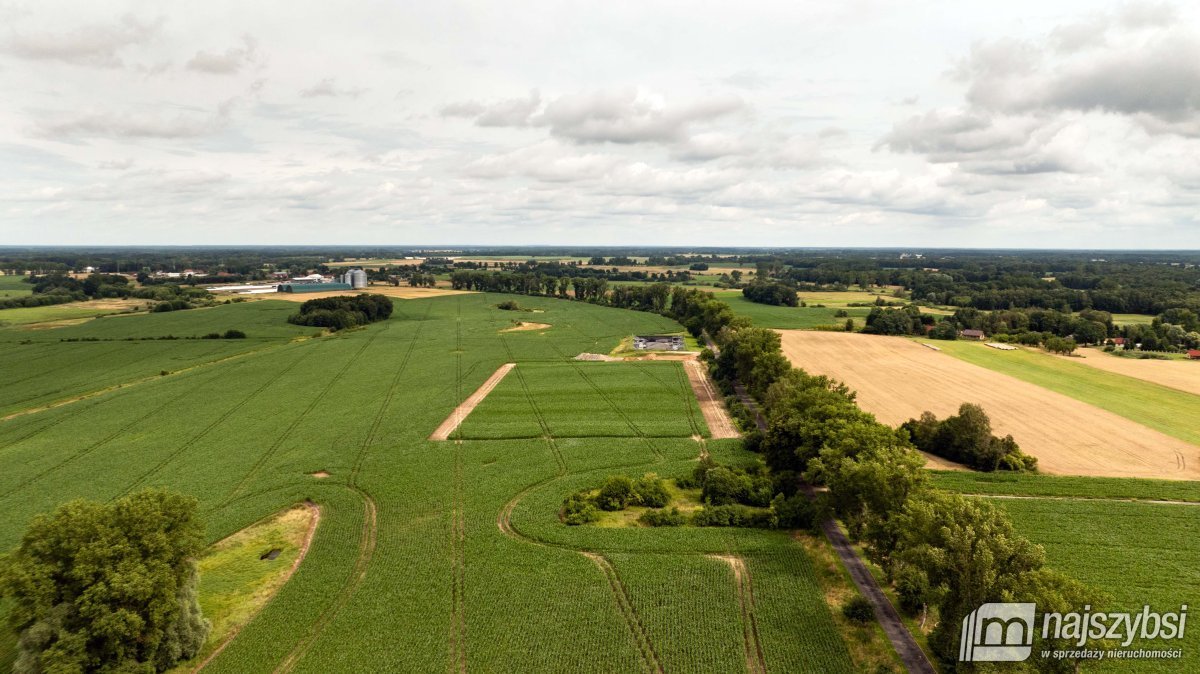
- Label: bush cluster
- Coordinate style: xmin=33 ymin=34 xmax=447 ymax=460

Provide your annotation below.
xmin=287 ymin=294 xmax=394 ymax=331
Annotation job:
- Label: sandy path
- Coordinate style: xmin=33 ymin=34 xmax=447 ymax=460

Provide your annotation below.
xmin=1057 ymin=348 xmax=1200 ymax=397
xmin=500 ymin=321 xmax=550 ymax=332
xmin=684 ymin=360 xmax=740 ymax=439
xmin=776 ymin=331 xmax=1200 ymax=480
xmin=429 ymin=363 xmax=516 ymax=440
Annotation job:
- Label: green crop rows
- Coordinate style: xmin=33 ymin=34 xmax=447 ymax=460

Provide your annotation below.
xmin=992 ymin=496 xmax=1200 ymax=673
xmin=0 ymin=293 xmax=853 ymax=672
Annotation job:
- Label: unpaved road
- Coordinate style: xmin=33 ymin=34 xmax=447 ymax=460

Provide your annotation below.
xmin=430 ymin=363 xmax=516 ymax=440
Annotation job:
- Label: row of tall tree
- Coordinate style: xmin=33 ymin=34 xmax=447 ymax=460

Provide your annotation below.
xmin=703 ymin=310 xmax=1099 ymax=669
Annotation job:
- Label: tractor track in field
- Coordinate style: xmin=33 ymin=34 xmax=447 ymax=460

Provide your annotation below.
xmin=546 ymin=340 xmax=665 ymax=461
xmin=0 ymin=339 xmax=298 ymax=424
xmin=0 ymin=364 xmax=230 ymax=501
xmin=275 ymin=304 xmax=432 ymax=673
xmin=710 ymin=554 xmax=767 ymax=674
xmin=119 ymin=345 xmax=317 ymax=497
xmin=449 ymin=297 xmax=468 ymax=673
xmin=500 ymin=338 xmax=567 ymax=473
xmin=220 ymin=324 xmax=390 ymax=506
xmin=582 ymin=552 xmax=665 ymax=674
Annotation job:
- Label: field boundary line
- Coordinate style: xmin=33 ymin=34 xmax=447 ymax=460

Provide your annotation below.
xmin=274 ymin=486 xmax=376 ymax=674
xmin=430 ymin=363 xmax=515 ymax=440
xmin=965 ymin=492 xmax=1200 ymax=506
xmin=709 ymin=554 xmax=767 ymax=674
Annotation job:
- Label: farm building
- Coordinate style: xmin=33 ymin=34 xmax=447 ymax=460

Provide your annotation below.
xmin=340 ymin=269 xmax=368 ymax=289
xmin=960 ymin=329 xmax=985 ymax=341
xmin=633 ymin=335 xmax=685 ymax=351
xmin=278 ymin=282 xmax=353 ymax=293
xmin=1110 ymin=337 xmax=1126 ymax=348
xmin=1188 ymin=349 xmax=1200 ymax=360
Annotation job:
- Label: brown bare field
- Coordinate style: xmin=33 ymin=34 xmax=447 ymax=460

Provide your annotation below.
xmin=500 ymin=321 xmax=551 ymax=332
xmin=430 ymin=363 xmax=516 ymax=440
xmin=268 ymin=286 xmax=472 ymax=302
xmin=776 ymin=331 xmax=1200 ymax=480
xmin=684 ymin=360 xmax=740 ymax=439
xmin=1059 ymin=348 xmax=1200 ymax=397
xmin=324 ymin=258 xmax=425 ymax=268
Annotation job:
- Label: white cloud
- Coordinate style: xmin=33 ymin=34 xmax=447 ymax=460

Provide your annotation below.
xmin=186 ymin=35 xmax=259 ymax=75
xmin=1 ymin=13 xmax=160 ymax=68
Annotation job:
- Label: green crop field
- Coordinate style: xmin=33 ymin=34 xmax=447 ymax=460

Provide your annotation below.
xmin=989 ymin=496 xmax=1200 ymax=672
xmin=931 ymin=470 xmax=1200 ymax=502
xmin=708 ymin=291 xmax=873 ymax=330
xmin=0 ymin=275 xmax=31 ymax=299
xmin=0 ymin=292 xmax=854 ymax=672
xmin=0 ymin=301 xmax=145 ymax=327
xmin=923 ymin=339 xmax=1200 ymax=447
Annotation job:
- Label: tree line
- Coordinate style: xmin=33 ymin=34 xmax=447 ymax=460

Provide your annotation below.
xmin=702 ymin=316 xmax=1099 ymax=669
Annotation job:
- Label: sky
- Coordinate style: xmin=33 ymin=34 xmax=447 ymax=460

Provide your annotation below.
xmin=1 ymin=0 xmax=1199 ymax=248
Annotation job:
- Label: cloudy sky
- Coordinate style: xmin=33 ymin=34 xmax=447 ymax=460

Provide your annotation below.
xmin=2 ymin=1 xmax=1199 ymax=248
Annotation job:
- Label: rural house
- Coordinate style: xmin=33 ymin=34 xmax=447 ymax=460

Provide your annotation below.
xmin=960 ymin=329 xmax=985 ymax=341
xmin=1188 ymin=349 xmax=1200 ymax=360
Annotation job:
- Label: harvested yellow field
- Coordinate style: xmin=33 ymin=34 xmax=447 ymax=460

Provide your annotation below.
xmin=1062 ymin=348 xmax=1200 ymax=397
xmin=268 ymin=286 xmax=472 ymax=302
xmin=776 ymin=330 xmax=1200 ymax=480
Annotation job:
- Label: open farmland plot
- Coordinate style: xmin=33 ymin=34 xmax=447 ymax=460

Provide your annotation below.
xmin=0 ymin=292 xmax=851 ymax=672
xmin=928 ymin=339 xmax=1200 ymax=447
xmin=710 ymin=292 xmax=872 ymax=330
xmin=1054 ymin=347 xmax=1200 ymax=397
xmin=0 ymin=302 xmax=315 ymax=417
xmin=456 ymin=360 xmax=708 ymax=439
xmin=0 ymin=275 xmax=31 ymax=299
xmin=990 ymin=496 xmax=1200 ymax=672
xmin=777 ymin=330 xmax=1200 ymax=480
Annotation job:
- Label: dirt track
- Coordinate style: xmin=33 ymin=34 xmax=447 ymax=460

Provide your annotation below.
xmin=1060 ymin=348 xmax=1200 ymax=397
xmin=430 ymin=363 xmax=516 ymax=440
xmin=777 ymin=331 xmax=1200 ymax=480
xmin=683 ymin=361 xmax=740 ymax=439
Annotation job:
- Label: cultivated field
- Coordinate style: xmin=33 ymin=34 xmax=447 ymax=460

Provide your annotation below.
xmin=0 ymin=293 xmax=853 ymax=672
xmin=776 ymin=331 xmax=1200 ymax=480
xmin=929 ymin=339 xmax=1200 ymax=448
xmin=1058 ymin=347 xmax=1200 ymax=397
xmin=710 ymin=291 xmax=873 ymax=330
xmin=0 ymin=275 xmax=31 ymax=299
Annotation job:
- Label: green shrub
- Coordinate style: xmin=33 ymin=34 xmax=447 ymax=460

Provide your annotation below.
xmin=561 ymin=492 xmax=600 ymax=525
xmin=632 ymin=474 xmax=670 ymax=508
xmin=638 ymin=507 xmax=686 ymax=527
xmin=201 ymin=332 xmax=221 ymax=340
xmin=222 ymin=329 xmax=246 ymax=339
xmin=771 ymin=492 xmax=816 ymax=529
xmin=701 ymin=466 xmax=751 ymax=506
xmin=596 ymin=476 xmax=635 ymax=511
xmin=692 ymin=504 xmax=774 ymax=528
xmin=842 ymin=596 xmax=875 ymax=625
